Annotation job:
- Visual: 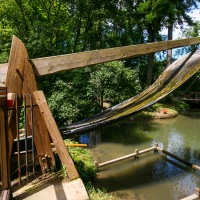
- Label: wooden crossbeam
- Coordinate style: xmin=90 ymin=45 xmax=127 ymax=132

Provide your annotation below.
xmin=0 ymin=36 xmax=200 ymax=78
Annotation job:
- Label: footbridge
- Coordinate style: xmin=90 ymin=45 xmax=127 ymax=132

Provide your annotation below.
xmin=0 ymin=36 xmax=200 ymax=199
xmin=177 ymin=92 xmax=200 ymax=104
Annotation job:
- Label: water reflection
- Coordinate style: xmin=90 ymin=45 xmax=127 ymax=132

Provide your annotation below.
xmin=76 ymin=113 xmax=200 ymax=200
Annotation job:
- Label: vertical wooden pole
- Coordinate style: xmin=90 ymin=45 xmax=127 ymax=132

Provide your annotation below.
xmin=0 ymin=86 xmax=12 ymax=199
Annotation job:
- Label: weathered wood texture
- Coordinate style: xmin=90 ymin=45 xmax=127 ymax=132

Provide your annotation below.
xmin=98 ymin=147 xmax=156 ymax=168
xmin=6 ymin=36 xmax=27 ymax=96
xmin=33 ymin=91 xmax=79 ymax=180
xmin=31 ymin=37 xmax=200 ymax=76
xmin=0 ymin=86 xmax=7 ymax=107
xmin=157 ymin=147 xmax=200 ymax=172
xmin=1 ymin=37 xmax=200 ymax=78
xmin=5 ymin=36 xmax=25 ymax=155
xmin=0 ymin=64 xmax=7 ymax=85
xmin=0 ymin=89 xmax=11 ymax=191
xmin=5 ymin=36 xmax=55 ymax=172
xmin=22 ymin=59 xmax=55 ymax=170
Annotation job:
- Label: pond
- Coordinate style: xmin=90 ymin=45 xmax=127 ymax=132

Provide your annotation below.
xmin=77 ymin=112 xmax=200 ymax=200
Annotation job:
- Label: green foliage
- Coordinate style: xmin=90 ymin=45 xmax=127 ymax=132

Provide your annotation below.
xmin=0 ymin=0 xmax=199 ymax=125
xmin=86 ymin=182 xmax=119 ymax=200
xmin=64 ymin=139 xmax=96 ymax=183
xmin=87 ymin=61 xmax=141 ymax=107
xmin=168 ymin=100 xmax=190 ymax=112
xmin=39 ymin=61 xmax=141 ymax=125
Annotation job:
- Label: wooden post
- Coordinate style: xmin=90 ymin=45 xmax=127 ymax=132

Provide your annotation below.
xmin=5 ymin=35 xmax=55 ymax=173
xmin=134 ymin=149 xmax=139 ymax=159
xmin=33 ymin=91 xmax=79 ymax=180
xmin=0 ymin=86 xmax=12 ymax=199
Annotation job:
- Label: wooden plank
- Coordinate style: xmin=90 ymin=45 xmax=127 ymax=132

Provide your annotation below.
xmin=1 ymin=37 xmax=200 ymax=77
xmin=31 ymin=37 xmax=200 ymax=76
xmin=157 ymin=147 xmax=200 ymax=172
xmin=0 ymin=106 xmax=11 ymax=191
xmin=33 ymin=91 xmax=79 ymax=180
xmin=6 ymin=36 xmax=27 ymax=95
xmin=0 ymin=64 xmax=8 ymax=85
xmin=5 ymin=36 xmax=27 ymax=156
xmin=0 ymin=87 xmax=6 ymax=107
xmin=0 ymin=86 xmax=7 ymax=95
xmin=98 ymin=147 xmax=156 ymax=168
xmin=22 ymin=58 xmax=55 ymax=168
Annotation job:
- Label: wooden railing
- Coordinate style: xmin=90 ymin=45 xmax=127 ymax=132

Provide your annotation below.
xmin=176 ymin=92 xmax=200 ymax=103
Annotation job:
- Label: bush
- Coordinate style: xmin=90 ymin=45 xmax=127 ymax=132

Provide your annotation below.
xmin=64 ymin=139 xmax=96 ymax=183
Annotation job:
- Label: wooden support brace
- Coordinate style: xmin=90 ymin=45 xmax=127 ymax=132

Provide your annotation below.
xmin=23 ymin=58 xmax=55 ymax=172
xmin=33 ymin=91 xmax=79 ymax=180
xmin=0 ymin=87 xmax=12 ymax=199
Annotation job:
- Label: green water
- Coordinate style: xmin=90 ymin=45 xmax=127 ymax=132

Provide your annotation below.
xmin=79 ymin=112 xmax=200 ymax=200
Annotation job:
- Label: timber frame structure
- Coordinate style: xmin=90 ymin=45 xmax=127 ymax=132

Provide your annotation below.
xmin=0 ymin=35 xmax=200 ymax=199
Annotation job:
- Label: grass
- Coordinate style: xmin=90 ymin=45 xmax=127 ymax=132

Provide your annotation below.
xmin=131 ymin=101 xmax=189 ymax=120
xmin=86 ymin=182 xmax=119 ymax=200
xmin=55 ymin=139 xmax=118 ymax=199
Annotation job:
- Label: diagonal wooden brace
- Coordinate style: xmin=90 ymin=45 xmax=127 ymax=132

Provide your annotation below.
xmin=33 ymin=91 xmax=79 ymax=180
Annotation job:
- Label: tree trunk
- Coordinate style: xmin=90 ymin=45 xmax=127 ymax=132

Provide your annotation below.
xmin=167 ymin=24 xmax=173 ymax=66
xmin=146 ymin=27 xmax=155 ymax=85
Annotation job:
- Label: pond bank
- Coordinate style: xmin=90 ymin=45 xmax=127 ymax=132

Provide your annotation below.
xmin=130 ymin=101 xmax=189 ymax=120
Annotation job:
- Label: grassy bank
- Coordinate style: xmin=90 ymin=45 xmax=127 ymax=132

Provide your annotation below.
xmin=131 ymin=100 xmax=189 ymax=120
xmin=60 ymin=139 xmax=118 ymax=200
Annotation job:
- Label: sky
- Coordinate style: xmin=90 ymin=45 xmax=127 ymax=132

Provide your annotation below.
xmin=161 ymin=3 xmax=200 ymax=39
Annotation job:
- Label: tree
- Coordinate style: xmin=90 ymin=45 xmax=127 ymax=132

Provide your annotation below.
xmin=165 ymin=0 xmax=199 ymax=66
xmin=87 ymin=61 xmax=141 ymax=111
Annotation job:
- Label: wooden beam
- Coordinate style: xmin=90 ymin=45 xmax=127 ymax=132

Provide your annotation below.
xmin=0 ymin=86 xmax=7 ymax=107
xmin=5 ymin=35 xmax=27 ymax=156
xmin=157 ymin=147 xmax=200 ymax=171
xmin=31 ymin=37 xmax=200 ymax=76
xmin=33 ymin=91 xmax=79 ymax=180
xmin=5 ymin=36 xmax=55 ymax=172
xmin=0 ymin=64 xmax=7 ymax=85
xmin=23 ymin=58 xmax=55 ymax=170
xmin=1 ymin=37 xmax=200 ymax=77
xmin=6 ymin=36 xmax=28 ymax=96
xmin=0 ymin=89 xmax=11 ymax=192
xmin=98 ymin=146 xmax=156 ymax=168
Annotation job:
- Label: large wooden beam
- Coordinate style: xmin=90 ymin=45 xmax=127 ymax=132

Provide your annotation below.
xmin=1 ymin=37 xmax=200 ymax=78
xmin=31 ymin=37 xmax=200 ymax=75
xmin=33 ymin=91 xmax=79 ymax=180
xmin=5 ymin=36 xmax=55 ymax=172
xmin=23 ymin=58 xmax=55 ymax=171
xmin=0 ymin=87 xmax=11 ymax=193
xmin=5 ymin=36 xmax=27 ymax=155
